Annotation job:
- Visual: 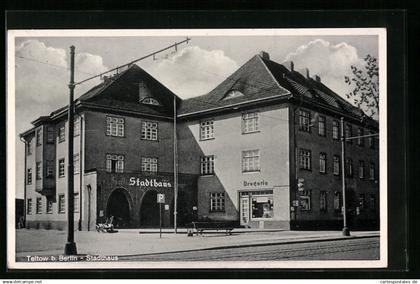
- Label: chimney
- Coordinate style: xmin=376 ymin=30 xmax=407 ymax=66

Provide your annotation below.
xmin=306 ymin=68 xmax=310 ymax=79
xmin=290 ymin=61 xmax=294 ymax=71
xmin=315 ymin=75 xmax=321 ymax=82
xmin=259 ymin=51 xmax=270 ymax=60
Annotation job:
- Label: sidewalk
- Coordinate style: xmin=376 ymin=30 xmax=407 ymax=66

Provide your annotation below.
xmin=15 ymin=228 xmax=379 ymax=259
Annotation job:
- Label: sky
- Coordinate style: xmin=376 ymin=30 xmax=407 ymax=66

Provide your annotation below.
xmin=12 ymin=32 xmax=379 ymax=198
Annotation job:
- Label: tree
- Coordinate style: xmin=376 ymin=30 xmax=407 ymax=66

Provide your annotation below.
xmin=344 ymin=54 xmax=379 ymax=117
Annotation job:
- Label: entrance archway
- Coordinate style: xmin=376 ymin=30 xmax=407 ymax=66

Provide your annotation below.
xmin=106 ymin=188 xmax=131 ymax=228
xmin=139 ymin=190 xmax=160 ymax=227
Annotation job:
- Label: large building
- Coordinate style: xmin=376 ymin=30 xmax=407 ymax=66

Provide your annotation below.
xmin=20 ymin=51 xmax=379 ymax=231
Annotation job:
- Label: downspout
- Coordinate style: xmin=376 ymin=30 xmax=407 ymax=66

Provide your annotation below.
xmin=19 ymin=136 xmax=27 ymax=227
xmin=78 ymin=115 xmax=83 ymax=231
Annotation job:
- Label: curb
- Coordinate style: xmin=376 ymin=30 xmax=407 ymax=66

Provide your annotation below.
xmin=118 ymin=234 xmax=379 ymax=259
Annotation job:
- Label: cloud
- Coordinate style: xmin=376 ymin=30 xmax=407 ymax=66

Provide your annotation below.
xmin=283 ymin=39 xmax=364 ymax=100
xmin=146 ymin=46 xmax=238 ymax=98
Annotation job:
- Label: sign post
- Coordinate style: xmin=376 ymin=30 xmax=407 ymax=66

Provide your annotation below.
xmin=157 ymin=193 xmax=165 ymax=238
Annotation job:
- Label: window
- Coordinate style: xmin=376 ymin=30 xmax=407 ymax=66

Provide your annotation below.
xmin=332 ymin=120 xmax=340 ymax=140
xmin=74 ymin=193 xmax=79 ymax=213
xmin=46 ymin=160 xmax=54 ymax=177
xmin=299 ymin=149 xmax=311 ymax=170
xmin=300 ymin=195 xmax=311 ymax=211
xmin=299 ymin=109 xmax=311 ymax=132
xmin=252 ymin=196 xmax=274 ymax=217
xmin=242 ymin=112 xmax=259 ymax=134
xmin=106 ymin=116 xmax=125 ymax=137
xmin=27 ymin=139 xmax=33 ymax=155
xmin=200 ymin=120 xmax=214 ymax=140
xmin=242 ymin=150 xmax=260 ymax=172
xmin=319 ymin=153 xmax=326 ymax=173
xmin=106 ymin=154 xmax=124 ymax=173
xmin=36 ymin=162 xmax=42 ymax=180
xmin=210 ymin=192 xmax=225 ymax=212
xmin=333 ymin=155 xmax=340 ymax=176
xmin=58 ymin=194 xmax=65 ymax=213
xmin=27 ymin=168 xmax=32 ymax=184
xmin=36 ymin=197 xmax=42 ymax=214
xmin=346 ymin=158 xmax=353 ymax=177
xmin=369 ymin=162 xmax=375 ymax=180
xmin=36 ymin=128 xmax=42 ymax=146
xmin=318 ymin=116 xmax=326 ymax=136
xmin=368 ymin=131 xmax=375 ymax=148
xmin=46 ymin=199 xmax=53 ymax=214
xmin=320 ymin=191 xmax=327 ymax=211
xmin=74 ymin=116 xmax=80 ymax=136
xmin=141 ymin=121 xmax=158 ymax=141
xmin=357 ymin=128 xmax=364 ymax=146
xmin=27 ymin=199 xmax=32 ymax=214
xmin=200 ymin=155 xmax=215 ymax=175
xmin=141 ymin=157 xmax=158 ymax=173
xmin=224 ymin=90 xmax=244 ymax=100
xmin=359 ymin=160 xmax=365 ymax=179
xmin=47 ymin=126 xmax=55 ymax=143
xmin=58 ymin=125 xmax=65 ymax=143
xmin=58 ymin=158 xmax=65 ymax=178
xmin=345 ymin=124 xmax=352 ymax=143
xmin=334 ymin=192 xmax=342 ymax=212
xmin=370 ymin=194 xmax=377 ymax=210
xmin=73 ymin=154 xmax=80 ymax=174
xmin=142 ymin=97 xmax=160 ymax=106
xmin=359 ymin=194 xmax=365 ymax=209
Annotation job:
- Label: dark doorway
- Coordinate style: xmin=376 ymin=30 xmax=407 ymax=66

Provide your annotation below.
xmin=106 ymin=189 xmax=131 ymax=228
xmin=139 ymin=190 xmax=160 ymax=227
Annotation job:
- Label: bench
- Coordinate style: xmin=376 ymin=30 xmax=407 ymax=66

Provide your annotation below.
xmin=187 ymin=221 xmax=234 ymax=236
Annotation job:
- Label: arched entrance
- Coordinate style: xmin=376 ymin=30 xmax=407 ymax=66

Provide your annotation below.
xmin=106 ymin=188 xmax=131 ymax=229
xmin=139 ymin=190 xmax=160 ymax=227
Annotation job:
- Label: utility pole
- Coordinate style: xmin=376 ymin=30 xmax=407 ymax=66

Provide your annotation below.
xmin=64 ymin=46 xmax=77 ymax=255
xmin=173 ymin=96 xmax=178 ymax=234
xmin=340 ymin=117 xmax=350 ymax=236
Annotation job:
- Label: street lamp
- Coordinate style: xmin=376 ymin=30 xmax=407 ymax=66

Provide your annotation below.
xmin=340 ymin=117 xmax=350 ymax=236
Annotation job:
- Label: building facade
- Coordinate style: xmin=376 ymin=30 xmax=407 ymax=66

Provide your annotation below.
xmin=21 ymin=52 xmax=379 ymax=231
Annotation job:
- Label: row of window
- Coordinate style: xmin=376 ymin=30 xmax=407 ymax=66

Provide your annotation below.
xmin=200 ymin=149 xmax=261 ymax=175
xmin=26 ymin=193 xmax=79 ymax=215
xmin=199 ymin=112 xmax=260 ymax=140
xmin=298 ymin=109 xmax=375 ymax=148
xmin=27 ymin=155 xmax=80 ymax=183
xmin=299 ymin=149 xmax=376 ymax=180
xmin=301 ymin=191 xmax=377 ymax=212
xmin=106 ymin=116 xmax=158 ymax=141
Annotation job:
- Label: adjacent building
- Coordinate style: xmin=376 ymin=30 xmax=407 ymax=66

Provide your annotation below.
xmin=20 ymin=51 xmax=379 ymax=231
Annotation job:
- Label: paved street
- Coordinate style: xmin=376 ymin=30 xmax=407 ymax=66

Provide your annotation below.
xmin=119 ymin=237 xmax=379 ymax=261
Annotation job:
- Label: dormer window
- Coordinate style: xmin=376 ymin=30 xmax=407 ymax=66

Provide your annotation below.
xmin=141 ymin=97 xmax=161 ymax=106
xmin=223 ymin=90 xmax=244 ymax=100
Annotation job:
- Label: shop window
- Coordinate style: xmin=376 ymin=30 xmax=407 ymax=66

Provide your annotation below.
xmin=357 ymin=128 xmax=364 ymax=146
xmin=27 ymin=199 xmax=32 ymax=214
xmin=299 ymin=149 xmax=311 ymax=171
xmin=58 ymin=194 xmax=65 ymax=213
xmin=200 ymin=120 xmax=214 ymax=140
xmin=299 ymin=109 xmax=311 ymax=132
xmin=141 ymin=121 xmax=158 ymax=141
xmin=320 ymin=191 xmax=327 ymax=212
xmin=242 ymin=112 xmax=259 ymax=134
xmin=58 ymin=125 xmax=65 ymax=143
xmin=47 ymin=126 xmax=55 ymax=143
xmin=251 ymin=195 xmax=274 ymax=218
xmin=74 ymin=192 xmax=79 ymax=213
xmin=27 ymin=139 xmax=33 ymax=155
xmin=334 ymin=191 xmax=342 ymax=212
xmin=359 ymin=160 xmax=365 ymax=179
xmin=73 ymin=154 xmax=80 ymax=174
xmin=345 ymin=124 xmax=352 ymax=143
xmin=36 ymin=128 xmax=42 ymax=146
xmin=210 ymin=192 xmax=225 ymax=212
xmin=319 ymin=153 xmax=326 ymax=173
xmin=332 ymin=120 xmax=340 ymax=140
xmin=318 ymin=116 xmax=326 ymax=137
xmin=27 ymin=168 xmax=32 ymax=184
xmin=74 ymin=116 xmax=80 ymax=137
xmin=369 ymin=162 xmax=375 ymax=180
xmin=346 ymin=158 xmax=353 ymax=178
xmin=242 ymin=150 xmax=260 ymax=172
xmin=141 ymin=157 xmax=158 ymax=173
xmin=46 ymin=160 xmax=54 ymax=177
xmin=106 ymin=154 xmax=124 ymax=173
xmin=200 ymin=155 xmax=214 ymax=175
xmin=333 ymin=155 xmax=340 ymax=176
xmin=46 ymin=199 xmax=53 ymax=214
xmin=36 ymin=162 xmax=42 ymax=180
xmin=106 ymin=116 xmax=125 ymax=137
xmin=36 ymin=197 xmax=42 ymax=214
xmin=58 ymin=158 xmax=65 ymax=178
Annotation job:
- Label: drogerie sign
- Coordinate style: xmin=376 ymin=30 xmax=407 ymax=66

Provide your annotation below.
xmin=129 ymin=177 xmax=172 ymax=188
